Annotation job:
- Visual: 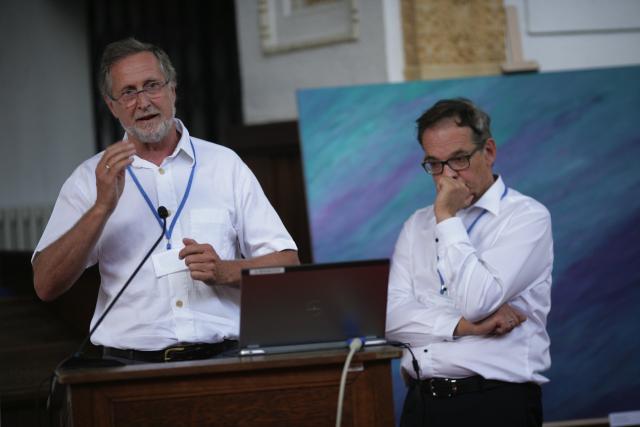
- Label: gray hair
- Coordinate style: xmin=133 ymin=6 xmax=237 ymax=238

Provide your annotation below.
xmin=99 ymin=37 xmax=177 ymax=99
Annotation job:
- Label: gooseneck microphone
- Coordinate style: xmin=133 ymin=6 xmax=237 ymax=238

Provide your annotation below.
xmin=59 ymin=206 xmax=169 ymax=369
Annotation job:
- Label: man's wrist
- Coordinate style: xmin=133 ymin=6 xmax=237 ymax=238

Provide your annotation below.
xmin=216 ymin=259 xmax=243 ymax=287
xmin=435 ymin=208 xmax=455 ymax=223
xmin=454 ymin=318 xmax=480 ymax=337
xmin=454 ymin=318 xmax=467 ymax=336
xmin=91 ymin=202 xmax=114 ymax=219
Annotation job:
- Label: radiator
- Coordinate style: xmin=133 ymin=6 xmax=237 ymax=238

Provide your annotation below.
xmin=0 ymin=206 xmax=52 ymax=251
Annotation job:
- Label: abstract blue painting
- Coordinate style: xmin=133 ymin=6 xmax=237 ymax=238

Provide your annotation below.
xmin=297 ymin=65 xmax=640 ymax=422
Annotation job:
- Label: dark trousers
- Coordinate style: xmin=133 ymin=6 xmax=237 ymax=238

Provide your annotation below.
xmin=400 ymin=379 xmax=542 ymax=427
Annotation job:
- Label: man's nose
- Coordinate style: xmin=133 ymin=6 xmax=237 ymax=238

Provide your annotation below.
xmin=135 ymin=91 xmax=152 ymax=109
xmin=442 ymin=163 xmax=459 ymax=178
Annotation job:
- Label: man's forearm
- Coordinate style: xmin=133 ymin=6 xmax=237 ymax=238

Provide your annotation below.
xmin=222 ymin=249 xmax=300 ymax=286
xmin=454 ymin=303 xmax=527 ymax=337
xmin=33 ymin=205 xmax=111 ymax=301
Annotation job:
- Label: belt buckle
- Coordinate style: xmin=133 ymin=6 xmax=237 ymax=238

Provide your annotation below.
xmin=430 ymin=378 xmax=458 ymax=398
xmin=164 ymin=346 xmax=185 ymax=362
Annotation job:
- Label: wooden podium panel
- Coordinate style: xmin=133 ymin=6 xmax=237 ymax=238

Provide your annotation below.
xmin=56 ymin=346 xmax=402 ymax=427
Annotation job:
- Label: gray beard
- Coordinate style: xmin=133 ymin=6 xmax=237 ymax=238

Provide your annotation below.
xmin=124 ymin=118 xmax=173 ymax=143
xmin=123 ymin=107 xmax=176 ymax=144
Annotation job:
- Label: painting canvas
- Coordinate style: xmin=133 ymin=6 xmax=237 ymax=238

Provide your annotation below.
xmin=296 ymin=65 xmax=640 ymax=421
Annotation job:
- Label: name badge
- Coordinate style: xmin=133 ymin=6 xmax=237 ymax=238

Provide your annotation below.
xmin=151 ymin=248 xmax=188 ymax=278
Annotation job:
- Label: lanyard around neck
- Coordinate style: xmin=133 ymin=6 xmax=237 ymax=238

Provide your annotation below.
xmin=438 ymin=185 xmax=509 ymax=295
xmin=126 ymin=138 xmax=197 ymax=250
xmin=465 ymin=185 xmax=509 ymax=235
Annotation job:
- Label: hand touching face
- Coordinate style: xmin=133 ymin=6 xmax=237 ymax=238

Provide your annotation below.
xmin=420 ymin=119 xmax=496 ymax=222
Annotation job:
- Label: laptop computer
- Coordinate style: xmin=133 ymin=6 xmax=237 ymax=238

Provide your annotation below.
xmin=238 ymin=259 xmax=389 ymax=356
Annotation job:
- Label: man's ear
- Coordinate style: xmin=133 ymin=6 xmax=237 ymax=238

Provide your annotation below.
xmin=104 ymin=96 xmax=118 ymax=118
xmin=168 ymin=83 xmax=177 ymax=104
xmin=483 ymin=138 xmax=497 ymax=167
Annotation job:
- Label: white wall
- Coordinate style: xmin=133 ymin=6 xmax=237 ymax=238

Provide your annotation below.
xmin=235 ymin=0 xmax=404 ymax=124
xmin=505 ymin=0 xmax=640 ymax=71
xmin=2 ymin=0 xmax=639 ymax=209
xmin=0 ymin=0 xmax=95 ymax=208
xmin=236 ymin=0 xmax=640 ymax=125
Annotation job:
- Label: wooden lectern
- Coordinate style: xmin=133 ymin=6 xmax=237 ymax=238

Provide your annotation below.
xmin=55 ymin=346 xmax=402 ymax=426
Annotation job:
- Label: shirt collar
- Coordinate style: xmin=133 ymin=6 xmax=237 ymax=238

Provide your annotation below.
xmin=467 ymin=175 xmax=506 ymax=216
xmin=166 ymin=119 xmax=195 ymax=164
xmin=127 ymin=118 xmax=195 ymax=168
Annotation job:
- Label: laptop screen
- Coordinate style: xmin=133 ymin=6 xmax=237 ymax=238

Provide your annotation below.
xmin=239 ymin=259 xmax=389 ymax=355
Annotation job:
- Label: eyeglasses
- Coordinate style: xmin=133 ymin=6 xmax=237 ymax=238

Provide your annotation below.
xmin=111 ymin=80 xmax=170 ymax=107
xmin=421 ymin=145 xmax=483 ymax=175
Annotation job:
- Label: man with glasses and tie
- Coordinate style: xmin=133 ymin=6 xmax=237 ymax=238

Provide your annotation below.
xmin=386 ymin=98 xmax=553 ymax=426
xmin=32 ymin=38 xmax=299 ymax=363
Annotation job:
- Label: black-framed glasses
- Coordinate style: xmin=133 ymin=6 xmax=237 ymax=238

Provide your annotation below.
xmin=421 ymin=145 xmax=483 ymax=175
xmin=111 ymin=80 xmax=170 ymax=107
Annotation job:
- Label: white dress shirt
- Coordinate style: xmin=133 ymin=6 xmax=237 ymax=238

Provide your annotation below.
xmin=386 ymin=176 xmax=553 ymax=384
xmin=34 ymin=119 xmax=297 ymax=350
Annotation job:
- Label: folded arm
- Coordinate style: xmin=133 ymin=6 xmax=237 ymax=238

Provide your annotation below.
xmin=386 ymin=218 xmax=462 ymax=346
xmin=437 ymin=206 xmax=553 ymax=322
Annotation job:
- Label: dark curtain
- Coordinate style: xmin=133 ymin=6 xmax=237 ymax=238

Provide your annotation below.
xmin=87 ymin=0 xmax=312 ymax=262
xmin=88 ymin=0 xmax=243 ymax=151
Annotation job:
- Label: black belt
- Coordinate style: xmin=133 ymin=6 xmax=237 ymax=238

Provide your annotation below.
xmin=413 ymin=375 xmax=512 ymax=399
xmin=103 ymin=340 xmax=238 ymax=363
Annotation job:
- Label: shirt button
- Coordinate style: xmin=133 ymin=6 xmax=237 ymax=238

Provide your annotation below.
xmin=175 ymin=300 xmax=183 ymax=308
xmin=158 ymin=167 xmax=165 ymax=175
xmin=435 ymin=238 xmax=439 ymax=242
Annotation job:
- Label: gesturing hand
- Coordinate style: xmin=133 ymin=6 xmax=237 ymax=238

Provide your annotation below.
xmin=95 ymin=141 xmax=136 ymax=214
xmin=179 ymin=238 xmax=238 ymax=286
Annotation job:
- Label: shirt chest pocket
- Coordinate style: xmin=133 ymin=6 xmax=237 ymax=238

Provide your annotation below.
xmin=189 ymin=208 xmax=237 ymax=259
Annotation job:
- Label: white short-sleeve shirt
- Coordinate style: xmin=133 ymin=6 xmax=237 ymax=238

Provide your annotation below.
xmin=34 ymin=119 xmax=297 ymax=350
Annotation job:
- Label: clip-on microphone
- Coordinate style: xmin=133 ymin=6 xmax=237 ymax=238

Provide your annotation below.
xmin=58 ymin=206 xmax=169 ymax=369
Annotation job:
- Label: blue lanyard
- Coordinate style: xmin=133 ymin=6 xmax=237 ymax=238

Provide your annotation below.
xmin=126 ymin=138 xmax=197 ymax=250
xmin=438 ymin=185 xmax=508 ymax=295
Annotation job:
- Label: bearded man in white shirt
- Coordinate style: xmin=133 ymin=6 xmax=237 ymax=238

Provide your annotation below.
xmin=386 ymin=98 xmax=553 ymax=427
xmin=32 ymin=38 xmax=299 ymax=363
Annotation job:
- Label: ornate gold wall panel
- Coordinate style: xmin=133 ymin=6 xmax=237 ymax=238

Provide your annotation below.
xmin=401 ymin=0 xmax=506 ymax=80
